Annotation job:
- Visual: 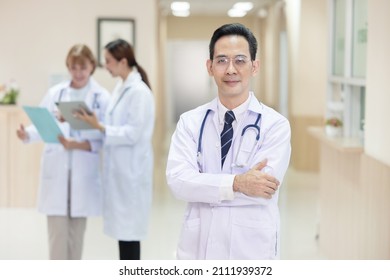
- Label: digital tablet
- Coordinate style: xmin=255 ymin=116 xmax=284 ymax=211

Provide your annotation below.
xmin=56 ymin=101 xmax=94 ymax=130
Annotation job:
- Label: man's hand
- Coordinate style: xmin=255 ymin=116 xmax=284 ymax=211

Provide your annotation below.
xmin=233 ymin=159 xmax=280 ymax=199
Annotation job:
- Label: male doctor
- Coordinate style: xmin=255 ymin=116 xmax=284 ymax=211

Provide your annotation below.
xmin=166 ymin=23 xmax=291 ymax=260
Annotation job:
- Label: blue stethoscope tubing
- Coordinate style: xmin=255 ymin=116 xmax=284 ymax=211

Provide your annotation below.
xmin=241 ymin=113 xmax=261 ymax=140
xmin=197 ymin=109 xmax=212 ymax=162
xmin=197 ymin=109 xmax=262 ymax=169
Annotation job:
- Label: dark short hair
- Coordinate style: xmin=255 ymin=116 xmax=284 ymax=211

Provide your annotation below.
xmin=209 ymin=23 xmax=258 ymax=60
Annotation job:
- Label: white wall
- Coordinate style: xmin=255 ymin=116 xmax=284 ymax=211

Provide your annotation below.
xmin=364 ymin=0 xmax=390 ymax=166
xmin=167 ymin=40 xmax=214 ymax=125
xmin=0 ymin=0 xmax=157 ymax=106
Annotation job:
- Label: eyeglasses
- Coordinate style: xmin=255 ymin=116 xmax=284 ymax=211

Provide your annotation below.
xmin=212 ymin=55 xmax=251 ymax=69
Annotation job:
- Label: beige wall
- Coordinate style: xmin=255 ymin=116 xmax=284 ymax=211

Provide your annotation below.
xmin=283 ymin=0 xmax=327 ymax=170
xmin=365 ymin=0 xmax=390 ymax=166
xmin=0 ymin=0 xmax=157 ymax=106
xmin=166 ymin=16 xmax=257 ymax=40
xmin=260 ymin=2 xmax=289 ymax=109
xmin=288 ymin=0 xmax=327 ymax=117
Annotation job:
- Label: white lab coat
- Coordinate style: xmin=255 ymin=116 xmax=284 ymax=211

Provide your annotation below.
xmin=26 ymin=78 xmax=110 ymax=217
xmin=166 ymin=92 xmax=291 ymax=259
xmin=102 ymin=71 xmax=154 ymax=241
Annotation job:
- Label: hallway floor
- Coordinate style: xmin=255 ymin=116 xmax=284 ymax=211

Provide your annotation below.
xmin=0 ymin=164 xmax=326 ymax=260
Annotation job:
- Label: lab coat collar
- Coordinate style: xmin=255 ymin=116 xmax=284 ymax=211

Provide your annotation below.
xmin=247 ymin=92 xmax=264 ymax=114
xmin=205 ymin=91 xmax=264 ymax=115
xmin=58 ymin=77 xmax=101 ymax=101
xmin=60 ymin=77 xmax=100 ymax=90
xmin=217 ymin=95 xmax=250 ymax=127
xmin=122 ymin=69 xmax=142 ymax=88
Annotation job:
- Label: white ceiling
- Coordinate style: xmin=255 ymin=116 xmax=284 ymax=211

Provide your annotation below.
xmin=159 ymin=0 xmax=277 ymax=17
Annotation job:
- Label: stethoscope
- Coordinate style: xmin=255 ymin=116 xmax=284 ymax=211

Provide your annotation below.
xmin=108 ymin=87 xmax=131 ymax=115
xmin=92 ymin=93 xmax=100 ymax=109
xmin=197 ymin=109 xmax=262 ymax=170
xmin=58 ymin=88 xmax=100 ymax=109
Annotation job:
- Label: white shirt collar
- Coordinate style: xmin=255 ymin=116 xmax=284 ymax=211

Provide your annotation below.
xmin=217 ymin=94 xmax=251 ymax=126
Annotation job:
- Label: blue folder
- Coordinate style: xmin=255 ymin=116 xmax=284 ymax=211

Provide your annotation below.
xmin=23 ymin=106 xmax=63 ymax=143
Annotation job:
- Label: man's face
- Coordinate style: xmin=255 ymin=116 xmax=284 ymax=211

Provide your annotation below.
xmin=207 ymin=35 xmax=259 ymax=102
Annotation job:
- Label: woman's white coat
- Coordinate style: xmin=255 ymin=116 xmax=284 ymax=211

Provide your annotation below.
xmin=102 ymin=71 xmax=155 ymax=241
xmin=26 ymin=78 xmax=110 ymax=217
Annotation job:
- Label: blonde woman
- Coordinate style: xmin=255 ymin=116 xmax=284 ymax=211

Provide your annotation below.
xmin=16 ymin=44 xmax=110 ymax=259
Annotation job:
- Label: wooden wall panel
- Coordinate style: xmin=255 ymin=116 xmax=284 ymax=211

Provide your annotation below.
xmin=318 ymin=144 xmax=362 ymax=259
xmin=0 ymin=107 xmax=42 ymax=207
xmin=360 ymin=154 xmax=390 ymax=259
xmin=290 ymin=115 xmax=323 ymax=171
xmin=0 ymin=109 xmax=10 ymax=206
xmin=312 ymin=127 xmax=390 ymax=259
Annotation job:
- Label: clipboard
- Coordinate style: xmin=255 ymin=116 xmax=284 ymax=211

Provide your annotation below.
xmin=56 ymin=101 xmax=94 ymax=130
xmin=23 ymin=106 xmax=63 ymax=143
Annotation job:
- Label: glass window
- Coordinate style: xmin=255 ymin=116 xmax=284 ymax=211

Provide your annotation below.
xmin=349 ymin=86 xmax=365 ymax=137
xmin=359 ymin=87 xmax=365 ymax=131
xmin=333 ymin=0 xmax=346 ymax=76
xmin=328 ymin=0 xmax=366 ymax=140
xmin=330 ymin=83 xmax=344 ymax=104
xmin=352 ymin=0 xmax=367 ymax=77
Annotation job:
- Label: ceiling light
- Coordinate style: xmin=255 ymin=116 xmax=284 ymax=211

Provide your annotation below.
xmin=172 ymin=10 xmax=190 ymax=17
xmin=171 ymin=1 xmax=190 ymax=11
xmin=228 ymin=8 xmax=247 ymax=18
xmin=171 ymin=1 xmax=190 ymax=17
xmin=233 ymin=2 xmax=254 ymax=12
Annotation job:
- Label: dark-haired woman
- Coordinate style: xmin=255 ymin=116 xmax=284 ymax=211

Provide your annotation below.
xmin=77 ymin=39 xmax=155 ymax=260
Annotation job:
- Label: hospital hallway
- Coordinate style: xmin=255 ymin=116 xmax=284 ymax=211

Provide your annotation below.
xmin=0 ymin=141 xmax=326 ymax=260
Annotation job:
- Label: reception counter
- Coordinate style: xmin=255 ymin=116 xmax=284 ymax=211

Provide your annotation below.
xmin=0 ymin=105 xmax=42 ymax=207
xmin=309 ymin=126 xmax=390 ymax=259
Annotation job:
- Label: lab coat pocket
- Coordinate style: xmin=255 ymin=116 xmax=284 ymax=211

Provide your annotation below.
xmin=177 ymin=218 xmax=201 ymax=259
xmin=234 ymin=129 xmax=260 ymax=168
xmin=230 ymin=219 xmax=276 ymax=259
xmin=41 ymin=147 xmax=60 ymax=179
